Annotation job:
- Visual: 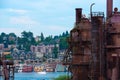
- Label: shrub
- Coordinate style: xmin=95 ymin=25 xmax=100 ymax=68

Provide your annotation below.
xmin=53 ymin=75 xmax=70 ymax=80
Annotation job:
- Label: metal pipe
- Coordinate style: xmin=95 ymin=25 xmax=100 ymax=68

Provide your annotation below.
xmin=107 ymin=0 xmax=113 ymax=18
xmin=75 ymin=8 xmax=82 ymax=24
xmin=90 ymin=3 xmax=95 ymax=18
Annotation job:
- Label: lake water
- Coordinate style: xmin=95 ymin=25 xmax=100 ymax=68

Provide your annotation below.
xmin=14 ymin=72 xmax=69 ymax=80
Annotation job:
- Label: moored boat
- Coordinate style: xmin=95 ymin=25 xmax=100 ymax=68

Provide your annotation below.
xmin=55 ymin=64 xmax=66 ymax=72
xmin=17 ymin=64 xmax=23 ymax=72
xmin=45 ymin=67 xmax=55 ymax=72
xmin=34 ymin=66 xmax=44 ymax=72
xmin=22 ymin=65 xmax=33 ymax=72
xmin=45 ymin=63 xmax=56 ymax=72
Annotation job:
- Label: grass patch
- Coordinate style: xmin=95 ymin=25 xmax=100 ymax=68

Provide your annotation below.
xmin=53 ymin=75 xmax=70 ymax=80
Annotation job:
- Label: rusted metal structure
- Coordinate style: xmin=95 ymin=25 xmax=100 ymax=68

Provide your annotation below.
xmin=0 ymin=51 xmax=14 ymax=80
xmin=69 ymin=8 xmax=91 ymax=80
xmin=105 ymin=2 xmax=120 ymax=80
xmin=63 ymin=0 xmax=120 ymax=80
xmin=91 ymin=12 xmax=105 ymax=80
xmin=63 ymin=8 xmax=91 ymax=80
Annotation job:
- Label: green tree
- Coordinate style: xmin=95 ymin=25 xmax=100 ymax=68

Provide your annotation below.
xmin=62 ymin=32 xmax=66 ymax=37
xmin=0 ymin=35 xmax=2 ymax=43
xmin=52 ymin=45 xmax=58 ymax=58
xmin=0 ymin=32 xmax=7 ymax=43
xmin=53 ymin=75 xmax=70 ymax=80
xmin=1 ymin=33 xmax=8 ymax=48
xmin=65 ymin=31 xmax=69 ymax=36
xmin=59 ymin=37 xmax=68 ymax=50
xmin=1 ymin=32 xmax=6 ymax=37
xmin=20 ymin=31 xmax=35 ymax=51
xmin=44 ymin=35 xmax=53 ymax=45
xmin=40 ymin=32 xmax=44 ymax=41
xmin=8 ymin=33 xmax=16 ymax=38
xmin=8 ymin=33 xmax=17 ymax=44
xmin=5 ymin=54 xmax=13 ymax=60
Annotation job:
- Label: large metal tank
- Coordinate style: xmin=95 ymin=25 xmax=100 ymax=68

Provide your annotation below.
xmin=68 ymin=8 xmax=91 ymax=80
xmin=63 ymin=0 xmax=120 ymax=80
xmin=106 ymin=7 xmax=120 ymax=80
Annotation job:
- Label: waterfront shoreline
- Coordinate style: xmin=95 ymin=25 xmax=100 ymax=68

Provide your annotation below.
xmin=15 ymin=63 xmax=67 ymax=73
xmin=14 ymin=72 xmax=70 ymax=80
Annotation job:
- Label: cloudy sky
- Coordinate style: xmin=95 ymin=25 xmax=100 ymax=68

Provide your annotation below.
xmin=0 ymin=0 xmax=119 ymax=37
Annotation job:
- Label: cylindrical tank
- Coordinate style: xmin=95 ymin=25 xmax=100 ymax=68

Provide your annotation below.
xmin=69 ymin=12 xmax=91 ymax=79
xmin=108 ymin=9 xmax=120 ymax=46
xmin=106 ymin=8 xmax=120 ymax=80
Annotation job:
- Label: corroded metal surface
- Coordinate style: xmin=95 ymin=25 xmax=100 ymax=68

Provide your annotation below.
xmin=63 ymin=0 xmax=120 ymax=80
xmin=63 ymin=8 xmax=92 ymax=80
xmin=106 ymin=7 xmax=120 ymax=80
xmin=107 ymin=0 xmax=113 ymax=18
xmin=0 ymin=54 xmax=14 ymax=80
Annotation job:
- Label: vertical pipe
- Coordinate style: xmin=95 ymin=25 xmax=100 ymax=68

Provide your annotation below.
xmin=107 ymin=0 xmax=113 ymax=18
xmin=90 ymin=3 xmax=95 ymax=18
xmin=76 ymin=8 xmax=82 ymax=24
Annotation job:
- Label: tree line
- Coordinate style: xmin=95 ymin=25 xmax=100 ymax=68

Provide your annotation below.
xmin=0 ymin=31 xmax=69 ymax=51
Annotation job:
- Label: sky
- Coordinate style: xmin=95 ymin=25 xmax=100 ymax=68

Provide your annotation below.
xmin=0 ymin=0 xmax=119 ymax=37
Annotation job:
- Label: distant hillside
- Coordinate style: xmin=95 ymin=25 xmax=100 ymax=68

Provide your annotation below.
xmin=0 ymin=31 xmax=69 ymax=51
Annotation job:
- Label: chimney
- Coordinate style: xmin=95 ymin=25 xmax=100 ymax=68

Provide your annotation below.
xmin=76 ymin=8 xmax=82 ymax=24
xmin=107 ymin=0 xmax=113 ymax=18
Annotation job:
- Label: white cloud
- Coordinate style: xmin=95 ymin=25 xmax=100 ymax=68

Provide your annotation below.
xmin=0 ymin=24 xmax=71 ymax=37
xmin=31 ymin=25 xmax=71 ymax=37
xmin=23 ymin=0 xmax=76 ymax=12
xmin=0 ymin=27 xmax=22 ymax=36
xmin=0 ymin=0 xmax=108 ymax=37
xmin=10 ymin=16 xmax=38 ymax=25
xmin=20 ymin=24 xmax=70 ymax=37
xmin=48 ymin=25 xmax=69 ymax=31
xmin=7 ymin=8 xmax=28 ymax=14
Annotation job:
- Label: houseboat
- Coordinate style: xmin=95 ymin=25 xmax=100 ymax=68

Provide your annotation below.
xmin=34 ymin=66 xmax=44 ymax=72
xmin=22 ymin=65 xmax=33 ymax=72
xmin=45 ymin=63 xmax=56 ymax=72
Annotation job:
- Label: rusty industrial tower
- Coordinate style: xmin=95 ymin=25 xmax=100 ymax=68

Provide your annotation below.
xmin=63 ymin=0 xmax=120 ymax=80
xmin=0 ymin=50 xmax=14 ymax=80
